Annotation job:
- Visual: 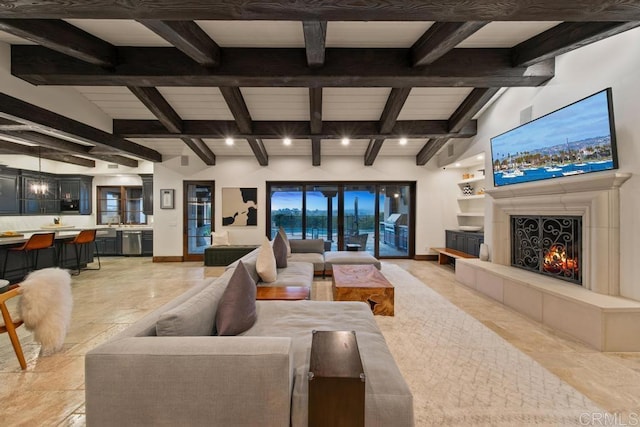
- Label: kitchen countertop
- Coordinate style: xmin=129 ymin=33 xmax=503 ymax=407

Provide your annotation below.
xmin=0 ymin=226 xmax=153 ymax=245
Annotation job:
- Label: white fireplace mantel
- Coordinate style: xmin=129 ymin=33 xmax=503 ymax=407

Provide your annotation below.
xmin=485 ymin=172 xmax=631 ymax=296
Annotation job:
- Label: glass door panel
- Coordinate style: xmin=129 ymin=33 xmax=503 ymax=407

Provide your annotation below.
xmin=184 ymin=181 xmax=213 ymax=261
xmin=305 ymin=185 xmax=338 ymax=250
xmin=270 ymin=185 xmax=303 ymax=239
xmin=343 ymin=185 xmax=376 ymax=254
xmin=379 ymin=184 xmax=411 ymax=257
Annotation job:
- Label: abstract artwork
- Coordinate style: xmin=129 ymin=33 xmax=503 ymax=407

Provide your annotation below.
xmin=222 ymin=188 xmax=258 ymax=226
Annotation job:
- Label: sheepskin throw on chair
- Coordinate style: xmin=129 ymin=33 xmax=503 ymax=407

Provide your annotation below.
xmin=18 ymin=268 xmax=73 ymax=355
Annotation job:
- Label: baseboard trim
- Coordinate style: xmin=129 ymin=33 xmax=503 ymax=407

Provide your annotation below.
xmin=414 ymin=254 xmax=437 ymax=261
xmin=153 ymin=256 xmax=184 ymax=262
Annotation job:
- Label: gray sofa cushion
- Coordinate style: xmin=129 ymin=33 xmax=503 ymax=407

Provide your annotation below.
xmin=289 ymin=252 xmax=325 ymax=272
xmin=273 ymin=232 xmax=288 ymax=268
xmin=289 ymin=239 xmax=324 ymax=255
xmin=324 ymin=251 xmax=381 ymax=270
xmin=262 ymin=262 xmax=313 ymax=288
xmin=216 ymin=261 xmax=257 ymax=336
xmin=156 ymin=277 xmax=227 ymax=336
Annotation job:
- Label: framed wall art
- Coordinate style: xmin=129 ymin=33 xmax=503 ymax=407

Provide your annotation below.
xmin=222 ymin=187 xmax=258 ymax=226
xmin=160 ymin=189 xmax=175 ymax=209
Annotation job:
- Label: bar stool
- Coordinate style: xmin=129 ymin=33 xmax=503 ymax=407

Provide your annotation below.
xmin=2 ymin=233 xmax=56 ymax=280
xmin=63 ymin=229 xmax=100 ymax=275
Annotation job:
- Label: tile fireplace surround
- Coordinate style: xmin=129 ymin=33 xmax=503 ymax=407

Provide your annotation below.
xmin=455 ymin=172 xmax=640 ymax=351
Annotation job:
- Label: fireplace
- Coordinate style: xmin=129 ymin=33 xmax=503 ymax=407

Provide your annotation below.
xmin=511 ymin=216 xmax=582 ymax=285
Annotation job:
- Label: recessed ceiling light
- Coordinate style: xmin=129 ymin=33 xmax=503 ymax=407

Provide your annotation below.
xmin=455 ymin=162 xmax=461 ymax=167
xmin=341 ymin=137 xmax=350 ymax=146
xmin=283 ymin=137 xmax=292 ymax=146
xmin=399 ymin=137 xmax=408 ymax=145
xmin=225 ymin=137 xmax=234 ymax=146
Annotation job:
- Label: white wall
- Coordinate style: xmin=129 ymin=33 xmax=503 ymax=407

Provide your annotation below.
xmin=153 ymin=155 xmax=461 ymax=257
xmin=459 ymin=27 xmax=640 ymax=300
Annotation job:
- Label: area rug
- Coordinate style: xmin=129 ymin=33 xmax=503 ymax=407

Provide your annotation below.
xmin=313 ymin=263 xmax=604 ymax=426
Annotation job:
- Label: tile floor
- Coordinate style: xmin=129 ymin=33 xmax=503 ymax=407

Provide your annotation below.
xmin=0 ymin=257 xmax=639 ymax=425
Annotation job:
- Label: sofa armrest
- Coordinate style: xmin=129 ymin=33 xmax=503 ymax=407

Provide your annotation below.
xmin=86 ymin=336 xmax=293 ymax=427
xmin=289 ymin=238 xmax=325 ymax=254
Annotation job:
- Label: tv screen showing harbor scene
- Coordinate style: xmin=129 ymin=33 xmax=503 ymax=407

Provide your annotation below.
xmin=490 ymin=88 xmax=618 ymax=187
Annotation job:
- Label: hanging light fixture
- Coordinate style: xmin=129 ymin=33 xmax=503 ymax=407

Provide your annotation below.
xmin=31 ymin=146 xmax=48 ymax=195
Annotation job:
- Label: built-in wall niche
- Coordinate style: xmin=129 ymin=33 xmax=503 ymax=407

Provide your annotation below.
xmin=444 ymin=153 xmax=487 ymax=232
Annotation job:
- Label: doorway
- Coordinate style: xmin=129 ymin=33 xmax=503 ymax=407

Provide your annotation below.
xmin=183 ymin=181 xmax=214 ymax=261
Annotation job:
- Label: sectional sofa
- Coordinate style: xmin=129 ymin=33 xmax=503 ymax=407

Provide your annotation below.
xmin=85 ymin=254 xmax=413 ymax=426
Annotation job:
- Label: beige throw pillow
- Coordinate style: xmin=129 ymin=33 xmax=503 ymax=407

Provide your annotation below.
xmin=256 ymin=237 xmax=277 ymax=282
xmin=211 ymin=230 xmax=230 ymax=246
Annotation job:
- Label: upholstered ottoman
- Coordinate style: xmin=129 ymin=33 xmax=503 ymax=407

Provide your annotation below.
xmin=324 ymin=251 xmax=381 ymax=275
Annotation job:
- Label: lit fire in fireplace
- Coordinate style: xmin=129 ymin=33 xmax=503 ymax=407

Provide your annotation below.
xmin=543 ymin=244 xmax=579 ymax=275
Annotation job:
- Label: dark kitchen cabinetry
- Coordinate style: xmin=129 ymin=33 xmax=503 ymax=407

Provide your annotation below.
xmin=445 ymin=229 xmax=484 ymax=257
xmin=140 ymin=174 xmax=153 ymax=216
xmin=0 ymin=168 xmax=20 ymax=215
xmin=141 ymin=230 xmax=153 ymax=256
xmin=21 ymin=173 xmax=59 ymax=214
xmin=95 ymin=230 xmax=122 ymax=256
xmin=59 ymin=175 xmax=93 ymax=215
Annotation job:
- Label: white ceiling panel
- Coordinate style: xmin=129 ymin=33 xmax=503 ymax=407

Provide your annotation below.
xmin=206 ymin=139 xmax=255 ymax=156
xmin=196 ymin=21 xmax=304 ymax=47
xmin=157 ymin=87 xmax=233 ymax=120
xmin=74 ymin=86 xmax=156 ymax=119
xmin=128 ymin=138 xmax=188 ymax=157
xmin=65 ymin=19 xmax=171 ymax=46
xmin=377 ymin=138 xmax=426 ymax=156
xmin=321 ymin=139 xmax=369 ymax=156
xmin=398 ymin=87 xmax=474 ymax=120
xmin=323 ymin=88 xmax=391 ymax=121
xmin=326 ymin=22 xmax=432 ymax=47
xmin=457 ymin=22 xmax=561 ymax=48
xmin=241 ymin=88 xmax=309 ymax=121
xmin=263 ymin=139 xmax=311 ymax=156
xmin=0 ymin=31 xmax=36 ymax=45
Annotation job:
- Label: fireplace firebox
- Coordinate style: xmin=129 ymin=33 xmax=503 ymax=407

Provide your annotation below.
xmin=511 ymin=216 xmax=582 ymax=285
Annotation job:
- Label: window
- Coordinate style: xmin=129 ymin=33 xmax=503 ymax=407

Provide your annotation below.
xmin=97 ymin=186 xmax=147 ymax=225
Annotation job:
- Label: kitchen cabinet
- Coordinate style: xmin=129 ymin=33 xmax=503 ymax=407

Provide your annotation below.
xmin=140 ymin=174 xmax=153 ymax=216
xmin=141 ymin=230 xmax=153 ymax=256
xmin=59 ymin=175 xmax=93 ymax=215
xmin=445 ymin=229 xmax=484 ymax=257
xmin=95 ymin=230 xmax=122 ymax=256
xmin=21 ymin=173 xmax=59 ymax=214
xmin=0 ymin=168 xmax=20 ymax=215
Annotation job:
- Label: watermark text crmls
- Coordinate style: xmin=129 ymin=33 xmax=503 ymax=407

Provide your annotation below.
xmin=580 ymin=412 xmax=640 ymax=426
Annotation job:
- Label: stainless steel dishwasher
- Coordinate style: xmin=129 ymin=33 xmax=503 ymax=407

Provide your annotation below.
xmin=122 ymin=230 xmax=142 ymax=255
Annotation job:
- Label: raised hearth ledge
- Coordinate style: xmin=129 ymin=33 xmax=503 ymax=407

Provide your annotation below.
xmin=456 ymin=258 xmax=640 ymax=352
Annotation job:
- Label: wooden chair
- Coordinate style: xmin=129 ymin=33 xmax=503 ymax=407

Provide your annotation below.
xmin=2 ymin=232 xmax=56 ymax=279
xmin=0 ymin=285 xmax=26 ymax=369
xmin=62 ymin=229 xmax=100 ymax=275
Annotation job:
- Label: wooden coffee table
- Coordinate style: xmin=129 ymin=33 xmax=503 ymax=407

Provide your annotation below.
xmin=256 ymin=286 xmax=310 ymax=300
xmin=332 ymin=264 xmax=394 ymax=316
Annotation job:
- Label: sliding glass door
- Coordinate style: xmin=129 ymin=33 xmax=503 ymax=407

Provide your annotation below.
xmin=267 ymin=181 xmax=415 ymax=258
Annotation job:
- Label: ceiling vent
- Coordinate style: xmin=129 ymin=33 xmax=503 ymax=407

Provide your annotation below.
xmin=181 ymin=155 xmax=189 ymax=166
xmin=107 ymin=164 xmax=119 ymax=169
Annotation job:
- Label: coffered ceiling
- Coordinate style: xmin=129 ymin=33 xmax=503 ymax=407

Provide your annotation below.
xmin=0 ymin=1 xmax=638 ymax=169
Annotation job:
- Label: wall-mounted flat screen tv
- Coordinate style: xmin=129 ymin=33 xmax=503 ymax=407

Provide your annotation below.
xmin=490 ymin=88 xmax=618 ymax=187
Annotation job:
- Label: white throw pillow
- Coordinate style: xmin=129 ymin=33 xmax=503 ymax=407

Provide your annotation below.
xmin=256 ymin=237 xmax=277 ymax=282
xmin=211 ymin=230 xmax=230 ymax=246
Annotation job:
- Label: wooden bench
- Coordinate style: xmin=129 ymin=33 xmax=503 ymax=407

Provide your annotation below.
xmin=431 ymin=247 xmax=477 ymax=266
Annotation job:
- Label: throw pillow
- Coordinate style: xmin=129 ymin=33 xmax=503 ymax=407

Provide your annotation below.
xmin=256 ymin=236 xmax=277 ymax=282
xmin=211 ymin=230 xmax=230 ymax=246
xmin=278 ymin=226 xmax=292 ymax=257
xmin=272 ymin=232 xmax=288 ymax=268
xmin=215 ymin=261 xmax=257 ymax=336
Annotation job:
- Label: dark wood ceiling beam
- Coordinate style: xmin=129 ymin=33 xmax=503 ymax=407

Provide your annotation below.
xmin=12 ymin=46 xmax=555 ymax=88
xmin=0 ymin=129 xmax=140 ymax=167
xmin=0 ymin=139 xmax=95 ymax=167
xmin=114 ymin=119 xmax=478 ymax=139
xmin=246 ymin=138 xmax=269 ymax=166
xmin=0 ymin=19 xmax=116 ymax=67
xmin=128 ymin=86 xmax=183 ymax=133
xmin=380 ymin=88 xmax=412 ymax=134
xmin=512 ymin=21 xmax=640 ymax=67
xmin=0 ymin=1 xmax=637 ymax=21
xmin=364 ymin=139 xmax=385 ymax=166
xmin=219 ymin=87 xmax=253 ymax=133
xmin=0 ymin=92 xmax=162 ymax=162
xmin=416 ymin=138 xmax=450 ymax=166
xmin=180 ymin=137 xmax=216 ymax=165
xmin=448 ymin=87 xmax=501 ymax=133
xmin=138 ymin=20 xmax=220 ymax=67
xmin=311 ymin=136 xmax=321 ymax=167
xmin=309 ymin=88 xmax=323 ymax=134
xmin=303 ymin=21 xmax=327 ymax=68
xmin=411 ymin=22 xmax=488 ymax=66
